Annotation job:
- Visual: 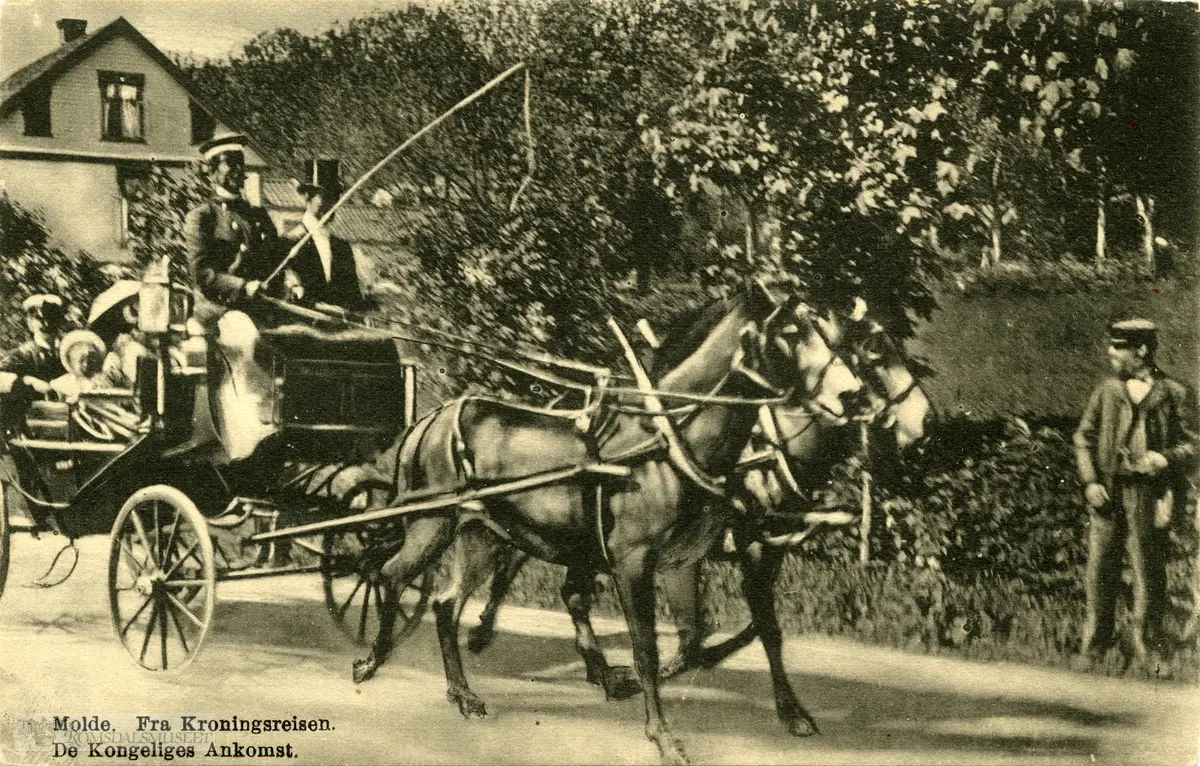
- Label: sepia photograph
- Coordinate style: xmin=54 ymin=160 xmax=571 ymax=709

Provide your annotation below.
xmin=0 ymin=0 xmax=1196 ymax=763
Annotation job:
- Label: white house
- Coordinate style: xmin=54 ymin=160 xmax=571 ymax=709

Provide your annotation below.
xmin=0 ymin=17 xmax=269 ymax=262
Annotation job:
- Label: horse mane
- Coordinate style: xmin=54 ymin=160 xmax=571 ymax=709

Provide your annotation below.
xmin=647 ymin=297 xmax=733 ymax=378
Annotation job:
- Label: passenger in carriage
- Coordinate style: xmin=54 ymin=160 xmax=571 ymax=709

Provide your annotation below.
xmin=284 ymin=158 xmax=370 ymax=313
xmin=87 ymin=280 xmax=147 ymax=387
xmin=48 ymin=330 xmax=124 ymax=401
xmin=0 ymin=294 xmax=68 ymax=398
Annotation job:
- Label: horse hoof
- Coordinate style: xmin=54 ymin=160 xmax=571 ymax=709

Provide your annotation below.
xmin=352 ymin=659 xmax=376 ymax=685
xmin=785 ymin=716 xmax=819 ymax=738
xmin=654 ymin=738 xmax=689 ymax=766
xmin=601 ymin=666 xmax=642 ymax=701
xmin=658 ymin=654 xmax=690 ymax=681
xmin=455 ymin=694 xmax=488 ymax=719
xmin=467 ymin=625 xmax=495 ymax=655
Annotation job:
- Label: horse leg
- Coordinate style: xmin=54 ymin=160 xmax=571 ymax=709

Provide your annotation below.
xmin=737 ymin=536 xmax=818 ymax=737
xmin=436 ymin=529 xmax=492 ymax=717
xmin=562 ymin=565 xmax=641 ymax=701
xmin=659 ymin=563 xmax=701 ymax=680
xmin=467 ymin=544 xmax=529 ymax=654
xmin=661 ymin=563 xmax=758 ymax=678
xmin=612 ymin=549 xmax=688 ymax=766
xmin=353 ymin=516 xmax=452 ymax=684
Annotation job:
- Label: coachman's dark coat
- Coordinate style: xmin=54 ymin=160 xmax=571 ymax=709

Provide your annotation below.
xmin=184 ymin=195 xmax=280 ymax=325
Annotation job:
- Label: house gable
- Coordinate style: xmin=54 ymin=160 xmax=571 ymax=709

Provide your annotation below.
xmin=0 ymin=18 xmax=267 ymax=166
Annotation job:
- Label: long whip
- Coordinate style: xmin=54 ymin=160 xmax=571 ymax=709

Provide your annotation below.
xmin=261 ymin=62 xmax=527 ymax=289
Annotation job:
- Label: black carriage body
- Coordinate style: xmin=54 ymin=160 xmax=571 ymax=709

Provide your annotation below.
xmin=257 ymin=326 xmax=417 ymax=463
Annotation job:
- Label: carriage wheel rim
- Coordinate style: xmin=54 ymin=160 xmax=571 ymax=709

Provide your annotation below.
xmin=108 ymin=485 xmax=215 ymax=672
xmin=321 ymin=530 xmax=431 ymax=646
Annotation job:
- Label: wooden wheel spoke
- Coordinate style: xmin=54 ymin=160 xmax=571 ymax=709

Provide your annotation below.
xmin=152 ymin=501 xmax=161 ymax=565
xmin=139 ymin=599 xmax=161 ymax=663
xmin=165 ymin=591 xmax=205 ymax=629
xmin=163 ymin=514 xmax=181 ymax=567
xmin=357 ymin=581 xmax=372 ymax=641
xmin=120 ymin=594 xmax=155 ymax=637
xmin=165 ymin=599 xmax=191 ymax=654
xmin=159 ymin=595 xmax=169 ymax=670
xmin=162 ymin=540 xmax=202 ymax=580
xmin=128 ymin=509 xmax=155 ymax=569
xmin=337 ymin=578 xmax=366 ymax=620
xmin=118 ymin=540 xmax=146 ymax=580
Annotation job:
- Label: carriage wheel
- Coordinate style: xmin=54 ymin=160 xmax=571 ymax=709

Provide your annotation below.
xmin=322 ymin=527 xmax=431 ymax=646
xmin=0 ymin=481 xmax=10 ymax=601
xmin=109 ymin=485 xmax=215 ymax=672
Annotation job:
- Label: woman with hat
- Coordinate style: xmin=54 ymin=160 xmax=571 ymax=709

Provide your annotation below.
xmin=1074 ymin=318 xmax=1198 ymax=669
xmin=285 ymin=158 xmax=368 ymax=312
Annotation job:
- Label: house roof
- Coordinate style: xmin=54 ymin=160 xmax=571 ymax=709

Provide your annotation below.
xmin=0 ymin=16 xmax=276 ymax=165
xmin=262 ymin=178 xmax=424 ymax=246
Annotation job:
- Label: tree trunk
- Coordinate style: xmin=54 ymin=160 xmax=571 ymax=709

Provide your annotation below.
xmin=745 ymin=205 xmax=756 ymax=263
xmin=989 ymin=219 xmax=1002 ymax=267
xmin=1136 ymin=194 xmax=1156 ymax=272
xmin=1095 ymin=196 xmax=1107 ymax=268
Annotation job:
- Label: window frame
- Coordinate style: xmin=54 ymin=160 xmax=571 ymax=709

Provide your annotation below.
xmin=116 ymin=162 xmax=151 ymax=246
xmin=97 ymin=70 xmax=146 ymax=143
xmin=188 ymin=99 xmax=215 ymax=145
xmin=21 ymin=83 xmax=52 ymax=137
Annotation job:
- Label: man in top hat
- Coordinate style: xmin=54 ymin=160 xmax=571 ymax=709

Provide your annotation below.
xmin=285 ymin=158 xmax=368 ymax=312
xmin=1074 ymin=318 xmax=1198 ymax=668
xmin=0 ymin=294 xmax=68 ymax=396
xmin=184 ymin=132 xmax=283 ymax=327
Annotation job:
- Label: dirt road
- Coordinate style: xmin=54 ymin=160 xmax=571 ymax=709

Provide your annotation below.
xmin=0 ymin=535 xmax=1195 ymax=765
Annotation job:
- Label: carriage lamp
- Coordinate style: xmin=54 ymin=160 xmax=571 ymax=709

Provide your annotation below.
xmin=137 ymin=258 xmax=172 ymax=335
xmin=169 ymin=285 xmax=192 ymax=333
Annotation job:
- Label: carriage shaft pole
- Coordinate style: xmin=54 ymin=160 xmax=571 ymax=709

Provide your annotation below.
xmin=249 ymin=462 xmax=630 ymax=542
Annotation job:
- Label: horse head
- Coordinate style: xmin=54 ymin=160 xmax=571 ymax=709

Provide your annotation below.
xmin=736 ymin=284 xmax=865 ymax=426
xmin=819 ymin=297 xmax=934 ymax=452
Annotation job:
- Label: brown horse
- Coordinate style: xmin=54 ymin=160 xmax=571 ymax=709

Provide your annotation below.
xmin=352 ymin=285 xmax=863 ymax=765
xmin=462 ymin=299 xmax=935 ymax=714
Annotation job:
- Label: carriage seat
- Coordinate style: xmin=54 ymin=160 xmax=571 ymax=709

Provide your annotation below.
xmin=258 ymin=323 xmax=409 ymax=365
xmin=23 ymin=400 xmax=70 ymax=441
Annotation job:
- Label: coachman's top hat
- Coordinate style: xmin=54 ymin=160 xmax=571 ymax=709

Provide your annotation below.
xmin=1108 ymin=318 xmax=1158 ymax=350
xmin=295 ymin=158 xmax=342 ymax=197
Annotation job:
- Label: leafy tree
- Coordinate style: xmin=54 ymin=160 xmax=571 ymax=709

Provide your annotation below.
xmin=125 ymin=162 xmax=211 ymax=284
xmin=641 ymin=0 xmax=975 ymax=337
xmin=0 ymin=193 xmax=109 ymax=346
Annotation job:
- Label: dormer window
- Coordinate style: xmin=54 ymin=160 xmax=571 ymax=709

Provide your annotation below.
xmin=21 ymin=84 xmax=52 ymax=137
xmin=98 ymin=71 xmax=144 ymax=142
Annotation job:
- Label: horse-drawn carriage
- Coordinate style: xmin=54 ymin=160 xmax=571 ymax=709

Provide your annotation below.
xmin=0 ymin=259 xmax=930 ymax=764
xmin=0 ymin=265 xmax=434 ymax=670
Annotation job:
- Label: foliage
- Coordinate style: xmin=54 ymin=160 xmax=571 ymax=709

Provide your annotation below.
xmin=125 ymin=162 xmax=211 ymax=284
xmin=0 ymin=193 xmax=110 ymax=347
